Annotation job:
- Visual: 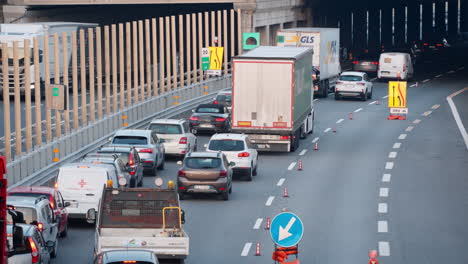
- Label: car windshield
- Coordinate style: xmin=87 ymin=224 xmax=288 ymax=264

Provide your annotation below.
xmin=216 ymin=94 xmax=232 ymax=102
xmin=340 ymin=75 xmax=362 ymax=81
xmin=209 ymin=140 xmax=245 ymax=151
xmin=9 ymin=193 xmax=49 ymax=200
xmin=196 ymin=107 xmax=221 ymax=113
xmin=148 ymin=124 xmax=182 ymax=134
xmin=7 ymin=207 xmax=37 ymax=225
xmin=112 ymin=136 xmax=147 ymax=145
xmin=185 ymin=157 xmax=221 ymax=169
xmin=97 ymin=151 xmax=129 ymax=164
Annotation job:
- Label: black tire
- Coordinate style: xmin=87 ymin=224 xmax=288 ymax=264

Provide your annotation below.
xmin=60 ymin=224 xmax=68 ymax=238
xmin=299 ymin=125 xmax=306 ymax=139
xmin=361 ymin=91 xmax=367 ymax=101
xmin=191 ymin=128 xmax=197 ymax=135
xmin=245 ymin=168 xmax=253 ymax=181
xmin=179 ymin=192 xmax=186 ymax=200
xmin=193 ymin=141 xmax=198 ymax=152
xmin=157 ymin=155 xmax=165 ymax=170
xmin=130 ymin=177 xmax=136 ymax=188
xmin=51 ymin=239 xmax=58 ymax=258
xmin=322 ymin=81 xmax=328 ymax=98
xmin=252 ymin=161 xmax=258 ymax=176
xmin=138 ymin=177 xmax=143 ymax=187
xmin=229 ymin=185 xmax=232 ymax=193
xmin=290 ymin=130 xmax=300 ymax=152
xmin=221 ymin=191 xmax=229 ymax=201
xmin=152 ymin=165 xmax=158 ymax=176
xmin=335 ymin=93 xmax=340 ymax=100
xmin=308 ymin=113 xmax=315 ymax=134
xmin=368 ymin=90 xmax=373 ymax=99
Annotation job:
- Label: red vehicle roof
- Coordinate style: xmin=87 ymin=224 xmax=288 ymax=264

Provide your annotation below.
xmin=8 ymin=186 xmax=55 ymax=195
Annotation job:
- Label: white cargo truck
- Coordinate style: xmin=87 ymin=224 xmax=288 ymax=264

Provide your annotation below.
xmin=231 ymin=46 xmax=314 ymax=152
xmin=277 ymin=27 xmax=341 ymax=98
xmin=0 ymin=22 xmax=97 ymax=96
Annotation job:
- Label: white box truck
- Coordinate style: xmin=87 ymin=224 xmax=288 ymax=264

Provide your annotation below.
xmin=231 ymin=46 xmax=314 ymax=152
xmin=277 ymin=27 xmax=341 ymax=98
xmin=0 ymin=22 xmax=97 ymax=96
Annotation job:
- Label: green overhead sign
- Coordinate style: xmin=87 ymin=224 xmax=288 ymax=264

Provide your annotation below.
xmin=243 ymin=32 xmax=260 ymax=50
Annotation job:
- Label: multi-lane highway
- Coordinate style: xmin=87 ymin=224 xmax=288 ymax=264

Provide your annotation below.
xmin=28 ymin=44 xmax=468 ymax=264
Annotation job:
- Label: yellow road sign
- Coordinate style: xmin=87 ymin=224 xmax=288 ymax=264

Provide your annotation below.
xmin=388 ymin=81 xmax=407 ymax=108
xmin=209 ymin=47 xmax=224 ymax=70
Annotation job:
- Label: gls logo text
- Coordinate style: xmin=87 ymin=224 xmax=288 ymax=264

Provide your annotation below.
xmin=300 ymin=36 xmax=314 ymax=44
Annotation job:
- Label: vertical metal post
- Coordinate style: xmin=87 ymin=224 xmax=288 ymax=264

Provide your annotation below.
xmin=13 ymin=41 xmax=22 ymax=155
xmin=138 ymin=20 xmax=145 ymax=100
xmin=119 ymin=23 xmax=125 ymax=109
xmin=24 ymin=39 xmax=33 ymax=151
xmin=111 ymin=24 xmax=118 ymax=111
xmin=230 ymin=9 xmax=235 ymax=62
xmin=72 ymin=32 xmax=79 ymax=130
xmin=211 ymin=11 xmax=216 ymax=46
xmin=198 ymin=12 xmax=203 ymax=82
xmin=204 ymin=12 xmax=209 ymax=49
xmin=104 ymin=26 xmax=111 ymax=114
xmin=88 ymin=28 xmax=95 ymax=122
xmin=237 ymin=9 xmax=242 ymax=55
xmin=179 ymin=15 xmax=185 ymax=87
xmin=145 ymin=19 xmax=152 ymax=96
xmin=186 ymin=14 xmax=192 ymax=85
xmin=33 ymin=38 xmax=42 ymax=145
xmin=192 ymin=14 xmax=198 ymax=83
xmin=125 ymin=23 xmax=132 ymax=105
xmin=217 ymin=10 xmax=222 ymax=47
xmin=165 ymin=16 xmax=172 ymax=92
xmin=152 ymin=18 xmax=159 ymax=96
xmin=223 ymin=10 xmax=228 ymax=75
xmin=79 ymin=29 xmax=87 ymax=125
xmin=44 ymin=35 xmax=52 ymax=141
xmin=96 ymin=27 xmax=103 ymax=119
xmin=62 ymin=32 xmax=70 ymax=134
xmin=159 ymin=17 xmax=165 ymax=94
xmin=54 ymin=34 xmax=61 ymax=138
xmin=171 ymin=16 xmax=177 ymax=90
xmin=2 ymin=44 xmax=11 ymax=161
xmin=132 ymin=21 xmax=139 ymax=103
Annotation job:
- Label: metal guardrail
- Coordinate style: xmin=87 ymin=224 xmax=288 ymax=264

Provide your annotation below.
xmin=6 ymin=75 xmax=231 ymax=187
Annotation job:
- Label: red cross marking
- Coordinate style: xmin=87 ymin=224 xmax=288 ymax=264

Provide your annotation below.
xmin=78 ymin=179 xmax=87 ymax=188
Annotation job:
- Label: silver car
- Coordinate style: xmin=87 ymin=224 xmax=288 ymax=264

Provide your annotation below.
xmin=81 ymin=153 xmax=134 ymax=187
xmin=109 ymin=129 xmax=165 ymax=176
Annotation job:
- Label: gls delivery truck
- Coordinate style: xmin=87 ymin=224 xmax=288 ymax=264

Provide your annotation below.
xmin=231 ymin=46 xmax=314 ymax=152
xmin=277 ymin=27 xmax=341 ymax=98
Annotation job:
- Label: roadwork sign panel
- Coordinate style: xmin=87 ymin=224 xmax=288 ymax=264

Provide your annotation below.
xmin=388 ymin=81 xmax=407 ymax=108
xmin=270 ymin=212 xmax=304 ymax=247
xmin=209 ymin=46 xmax=224 ymax=71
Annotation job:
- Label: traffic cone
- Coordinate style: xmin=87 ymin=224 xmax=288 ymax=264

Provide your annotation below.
xmin=283 ymin=187 xmax=289 ymax=197
xmin=255 ymin=243 xmax=261 ymax=256
xmin=349 ymin=113 xmax=353 ymax=120
xmin=415 ymin=82 xmax=419 ymax=87
xmin=314 ymin=142 xmax=319 ymax=151
xmin=298 ymin=160 xmax=303 ymax=171
xmin=264 ymin=217 xmax=271 ymax=230
xmin=376 ymin=100 xmax=380 ymax=105
xmin=333 ymin=127 xmax=337 ymax=133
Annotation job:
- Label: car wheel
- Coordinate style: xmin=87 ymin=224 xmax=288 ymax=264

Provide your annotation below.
xmin=138 ymin=177 xmax=143 ymax=187
xmin=60 ymin=224 xmax=68 ymax=238
xmin=157 ymin=155 xmax=165 ymax=170
xmin=361 ymin=91 xmax=367 ymax=101
xmin=229 ymin=185 xmax=232 ymax=194
xmin=179 ymin=192 xmax=186 ymax=200
xmin=334 ymin=93 xmax=340 ymax=100
xmin=130 ymin=177 xmax=136 ymax=188
xmin=50 ymin=238 xmax=58 ymax=258
xmin=221 ymin=191 xmax=229 ymax=201
xmin=152 ymin=165 xmax=158 ymax=176
xmin=299 ymin=125 xmax=307 ymax=139
xmin=245 ymin=168 xmax=253 ymax=181
xmin=193 ymin=141 xmax=198 ymax=152
xmin=368 ymin=89 xmax=373 ymax=99
xmin=252 ymin=161 xmax=258 ymax=176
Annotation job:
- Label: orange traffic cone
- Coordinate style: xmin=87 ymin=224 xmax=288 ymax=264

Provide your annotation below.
xmin=255 ymin=243 xmax=261 ymax=256
xmin=298 ymin=160 xmax=303 ymax=171
xmin=349 ymin=113 xmax=353 ymax=120
xmin=265 ymin=217 xmax=271 ymax=230
xmin=376 ymin=100 xmax=380 ymax=105
xmin=283 ymin=187 xmax=289 ymax=197
xmin=333 ymin=127 xmax=337 ymax=133
xmin=314 ymin=142 xmax=319 ymax=151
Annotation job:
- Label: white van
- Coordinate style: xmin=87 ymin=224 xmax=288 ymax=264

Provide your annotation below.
xmin=378 ymin=52 xmax=414 ymax=81
xmin=56 ymin=163 xmax=118 ymax=219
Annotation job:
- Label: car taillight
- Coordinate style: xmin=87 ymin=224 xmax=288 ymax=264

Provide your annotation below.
xmin=215 ymin=118 xmax=226 ymax=122
xmin=436 ymin=43 xmax=443 ymax=47
xmin=336 ymin=81 xmax=343 ymax=84
xmin=128 ymin=153 xmax=135 ymax=166
xmin=54 ymin=182 xmax=58 ymax=189
xmin=28 ymin=237 xmax=39 ymax=263
xmin=280 ymin=136 xmax=290 ymax=140
xmin=402 ymin=64 xmax=406 ymax=72
xmin=372 ymin=62 xmax=379 ymax=65
xmin=238 ymin=152 xmax=250 ymax=157
xmin=219 ymin=170 xmax=227 ymax=177
xmin=213 ymin=100 xmax=218 ymax=104
xmin=49 ymin=197 xmax=55 ymax=210
xmin=179 ymin=137 xmax=188 ymax=144
xmin=123 ymin=261 xmax=137 ymax=263
xmin=129 ymin=171 xmax=136 ymax=175
xmin=312 ymin=74 xmax=317 ymax=80
xmin=189 ymin=116 xmax=199 ymax=121
xmin=178 ymin=170 xmax=186 ymax=177
xmin=423 ymin=43 xmax=429 ymax=46
xmin=357 ymin=82 xmax=366 ymax=86
xmin=139 ymin=149 xmax=153 ymax=153
xmin=37 ymin=223 xmax=44 ymax=232
xmin=352 ymin=61 xmax=359 ymax=64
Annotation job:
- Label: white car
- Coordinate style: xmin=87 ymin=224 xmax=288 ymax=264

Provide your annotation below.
xmin=378 ymin=52 xmax=414 ymax=81
xmin=148 ymin=119 xmax=197 ymax=157
xmin=335 ymin=71 xmax=373 ymax=101
xmin=205 ymin=133 xmax=258 ymax=181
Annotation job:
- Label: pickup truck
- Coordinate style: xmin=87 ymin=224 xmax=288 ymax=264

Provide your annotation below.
xmin=87 ymin=186 xmax=189 ymax=263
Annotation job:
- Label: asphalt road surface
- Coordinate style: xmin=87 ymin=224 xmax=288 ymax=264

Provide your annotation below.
xmin=26 ymin=46 xmax=468 ymax=263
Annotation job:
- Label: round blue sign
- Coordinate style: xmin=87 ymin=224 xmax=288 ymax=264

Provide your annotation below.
xmin=269 ymin=212 xmax=304 ymax=247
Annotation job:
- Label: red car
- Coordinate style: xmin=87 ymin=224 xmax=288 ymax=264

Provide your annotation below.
xmin=8 ymin=186 xmax=70 ymax=237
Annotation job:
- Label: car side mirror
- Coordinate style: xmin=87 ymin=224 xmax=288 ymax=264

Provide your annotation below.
xmin=46 ymin=241 xmax=55 ymax=249
xmin=176 ymin=161 xmax=183 ymax=166
xmin=228 ymin=161 xmax=236 ymax=167
xmin=204 ymin=144 xmax=208 ymax=149
xmin=108 ymin=137 xmax=113 ymax=142
xmin=86 ymin=208 xmax=97 ymax=224
xmin=159 ymin=138 xmax=165 ymax=143
xmin=192 ymin=109 xmax=195 ymax=113
xmin=181 ymin=209 xmax=186 ymax=224
xmin=64 ymin=201 xmax=71 ymax=207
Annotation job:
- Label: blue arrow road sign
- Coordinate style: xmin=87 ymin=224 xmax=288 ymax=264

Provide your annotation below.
xmin=270 ymin=212 xmax=304 ymax=247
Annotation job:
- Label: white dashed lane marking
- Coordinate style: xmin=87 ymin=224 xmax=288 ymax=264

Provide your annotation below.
xmin=354 ymin=108 xmax=363 ymax=113
xmin=336 ymin=118 xmax=344 ymax=123
xmin=277 ymin=178 xmax=285 ymax=187
xmin=378 ymin=203 xmax=388 ymax=213
xmin=380 ymin=188 xmax=389 ymax=197
xmin=398 ymin=134 xmax=407 ymax=140
xmin=448 ymin=70 xmax=455 ymax=74
xmin=369 ymin=101 xmax=377 ymax=105
xmin=253 ymin=218 xmax=263 ymax=230
xmin=410 ymin=84 xmax=416 ymax=87
xmin=385 ymin=162 xmax=394 ymax=170
xmin=370 ymin=77 xmax=377 ymax=81
xmin=299 ymin=149 xmax=307 ymax=156
xmin=388 ymin=152 xmax=397 ymax=159
xmin=265 ymin=196 xmax=275 ymax=206
xmin=422 ymin=79 xmax=430 ymax=83
xmin=312 ymin=137 xmax=319 ymax=143
xmin=324 ymin=128 xmax=331 ymax=133
xmin=314 ymin=99 xmax=319 ymax=102
xmin=287 ymin=162 xmax=297 ymax=170
xmin=405 ymin=126 xmax=414 ymax=132
xmin=382 ymin=174 xmax=391 ymax=182
xmin=413 ymin=119 xmax=421 ymax=124
xmin=435 ymin=74 xmax=443 ymax=78
xmin=382 ymin=95 xmax=389 ymax=99
xmin=378 ymin=221 xmax=388 ymax=233
xmin=379 ymin=241 xmax=391 ymax=256
xmin=422 ymin=111 xmax=432 ymax=116
xmin=431 ymin=104 xmax=440 ymax=110
xmin=393 ymin=143 xmax=401 ymax=149
xmin=241 ymin=243 xmax=252 ymax=256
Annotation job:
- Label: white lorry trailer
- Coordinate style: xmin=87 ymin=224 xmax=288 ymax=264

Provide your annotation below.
xmin=231 ymin=46 xmax=314 ymax=152
xmin=277 ymin=27 xmax=341 ymax=98
xmin=0 ymin=22 xmax=97 ymax=96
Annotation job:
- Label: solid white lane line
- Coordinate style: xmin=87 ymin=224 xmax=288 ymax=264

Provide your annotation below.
xmin=447 ymin=88 xmax=468 ymax=150
xmin=448 ymin=70 xmax=455 ymax=74
xmin=422 ymin=79 xmax=430 ymax=83
xmin=382 ymin=95 xmax=389 ymax=99
xmin=393 ymin=143 xmax=401 ymax=149
xmin=336 ymin=118 xmax=344 ymax=123
xmin=277 ymin=178 xmax=285 ymax=187
xmin=378 ymin=221 xmax=388 ymax=233
xmin=431 ymin=104 xmax=440 ymax=109
xmin=422 ymin=111 xmax=432 ymax=116
xmin=380 ymin=188 xmax=389 ymax=197
xmin=369 ymin=101 xmax=377 ymax=105
xmin=379 ymin=241 xmax=391 ymax=256
xmin=265 ymin=196 xmax=275 ymax=206
xmin=413 ymin=119 xmax=421 ymax=124
xmin=405 ymin=126 xmax=414 ymax=132
xmin=241 ymin=243 xmax=252 ymax=256
xmin=382 ymin=174 xmax=391 ymax=182
xmin=299 ymin=149 xmax=307 ymax=156
xmin=288 ymin=162 xmax=297 ymax=170
xmin=312 ymin=137 xmax=319 ymax=143
xmin=253 ymin=218 xmax=263 ymax=230
xmin=354 ymin=108 xmax=362 ymax=113
xmin=385 ymin=162 xmax=394 ymax=170
xmin=388 ymin=152 xmax=397 ymax=159
xmin=378 ymin=203 xmax=388 ymax=213
xmin=398 ymin=134 xmax=407 ymax=140
xmin=313 ymin=98 xmax=319 ymax=102
xmin=324 ymin=128 xmax=331 ymax=133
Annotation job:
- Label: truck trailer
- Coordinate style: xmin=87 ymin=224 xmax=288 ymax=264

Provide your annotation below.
xmin=277 ymin=27 xmax=341 ymax=98
xmin=231 ymin=46 xmax=314 ymax=152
